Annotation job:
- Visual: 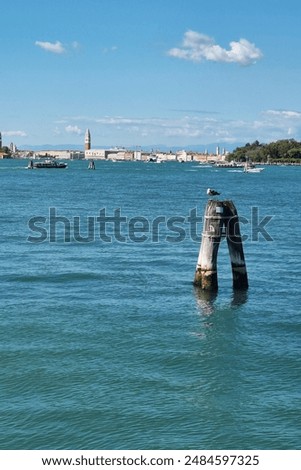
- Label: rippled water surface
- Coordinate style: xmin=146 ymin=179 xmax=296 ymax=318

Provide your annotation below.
xmin=0 ymin=160 xmax=300 ymax=449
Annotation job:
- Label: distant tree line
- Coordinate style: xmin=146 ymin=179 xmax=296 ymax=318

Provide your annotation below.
xmin=227 ymin=139 xmax=301 ymax=163
xmin=0 ymin=146 xmax=12 ymax=155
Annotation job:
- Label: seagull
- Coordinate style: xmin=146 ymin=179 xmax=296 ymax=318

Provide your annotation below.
xmin=207 ymin=188 xmax=220 ymax=196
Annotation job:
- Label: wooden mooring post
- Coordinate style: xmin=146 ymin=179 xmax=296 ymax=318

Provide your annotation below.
xmin=194 ymin=200 xmax=248 ymax=291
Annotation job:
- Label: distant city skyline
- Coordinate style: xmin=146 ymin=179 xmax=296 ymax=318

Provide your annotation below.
xmin=1 ymin=0 xmax=301 ymax=148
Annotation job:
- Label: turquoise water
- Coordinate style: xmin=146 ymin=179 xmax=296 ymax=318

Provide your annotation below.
xmin=0 ymin=160 xmax=300 ymax=450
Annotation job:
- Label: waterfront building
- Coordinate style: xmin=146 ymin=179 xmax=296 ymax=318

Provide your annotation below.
xmin=85 ymin=148 xmax=133 ymax=160
xmin=85 ymin=148 xmax=105 ymax=159
xmin=176 ymin=150 xmax=193 ymax=162
xmin=32 ymin=150 xmax=84 ymax=160
xmin=134 ymin=149 xmax=142 ymax=161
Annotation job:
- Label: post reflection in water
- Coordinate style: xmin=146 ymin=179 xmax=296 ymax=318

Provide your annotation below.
xmin=190 ymin=287 xmax=254 ymax=449
xmin=230 ymin=289 xmax=248 ymax=308
xmin=193 ymin=288 xmax=218 ymax=317
xmin=194 ymin=287 xmax=248 ymax=317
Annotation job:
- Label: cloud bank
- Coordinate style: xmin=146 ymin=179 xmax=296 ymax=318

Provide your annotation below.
xmin=3 ymin=130 xmax=27 ymax=137
xmin=168 ymin=30 xmax=263 ymax=66
xmin=62 ymin=108 xmax=301 ymax=146
xmin=35 ymin=41 xmax=66 ymax=54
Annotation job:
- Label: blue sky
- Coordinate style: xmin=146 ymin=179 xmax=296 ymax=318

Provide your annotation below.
xmin=1 ymin=0 xmax=301 ymax=150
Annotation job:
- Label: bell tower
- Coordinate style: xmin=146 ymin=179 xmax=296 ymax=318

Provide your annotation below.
xmin=0 ymin=131 xmax=2 ymax=148
xmin=85 ymin=129 xmax=91 ymax=150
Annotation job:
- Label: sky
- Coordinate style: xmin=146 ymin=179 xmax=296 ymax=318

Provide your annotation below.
xmin=1 ymin=0 xmax=301 ymax=150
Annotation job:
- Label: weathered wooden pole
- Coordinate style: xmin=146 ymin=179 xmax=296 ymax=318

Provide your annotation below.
xmin=194 ymin=200 xmax=224 ymax=290
xmin=194 ymin=199 xmax=248 ymax=291
xmin=224 ymin=200 xmax=248 ymax=290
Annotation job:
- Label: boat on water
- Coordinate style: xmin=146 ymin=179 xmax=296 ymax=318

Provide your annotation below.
xmin=244 ymin=167 xmax=264 ymax=173
xmin=147 ymin=155 xmax=158 ymax=163
xmin=244 ymin=162 xmax=264 ymax=173
xmin=28 ymin=159 xmax=68 ymax=169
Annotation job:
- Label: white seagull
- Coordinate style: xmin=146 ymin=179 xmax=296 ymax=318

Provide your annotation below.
xmin=207 ymin=188 xmax=220 ymax=196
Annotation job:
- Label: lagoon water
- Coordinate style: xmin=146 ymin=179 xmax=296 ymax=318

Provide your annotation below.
xmin=0 ymin=159 xmax=300 ymax=450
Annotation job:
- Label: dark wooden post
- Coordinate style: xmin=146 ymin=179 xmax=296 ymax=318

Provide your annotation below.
xmin=194 ymin=199 xmax=248 ymax=291
xmin=224 ymin=200 xmax=248 ymax=290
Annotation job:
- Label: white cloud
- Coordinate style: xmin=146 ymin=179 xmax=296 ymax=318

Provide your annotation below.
xmin=35 ymin=40 xmax=66 ymax=54
xmin=65 ymin=125 xmax=82 ymax=135
xmin=167 ymin=30 xmax=263 ymax=66
xmin=264 ymin=110 xmax=301 ymax=119
xmin=101 ymin=46 xmax=118 ymax=54
xmin=3 ymin=130 xmax=27 ymax=137
xmin=256 ymin=109 xmax=301 ymax=140
xmin=96 ymin=117 xmax=145 ymax=125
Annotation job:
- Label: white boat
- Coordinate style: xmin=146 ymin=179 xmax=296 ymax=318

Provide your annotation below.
xmin=244 ymin=167 xmax=264 ymax=173
xmin=147 ymin=155 xmax=157 ymax=162
xmin=244 ymin=162 xmax=264 ymax=173
xmin=28 ymin=159 xmax=68 ymax=169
